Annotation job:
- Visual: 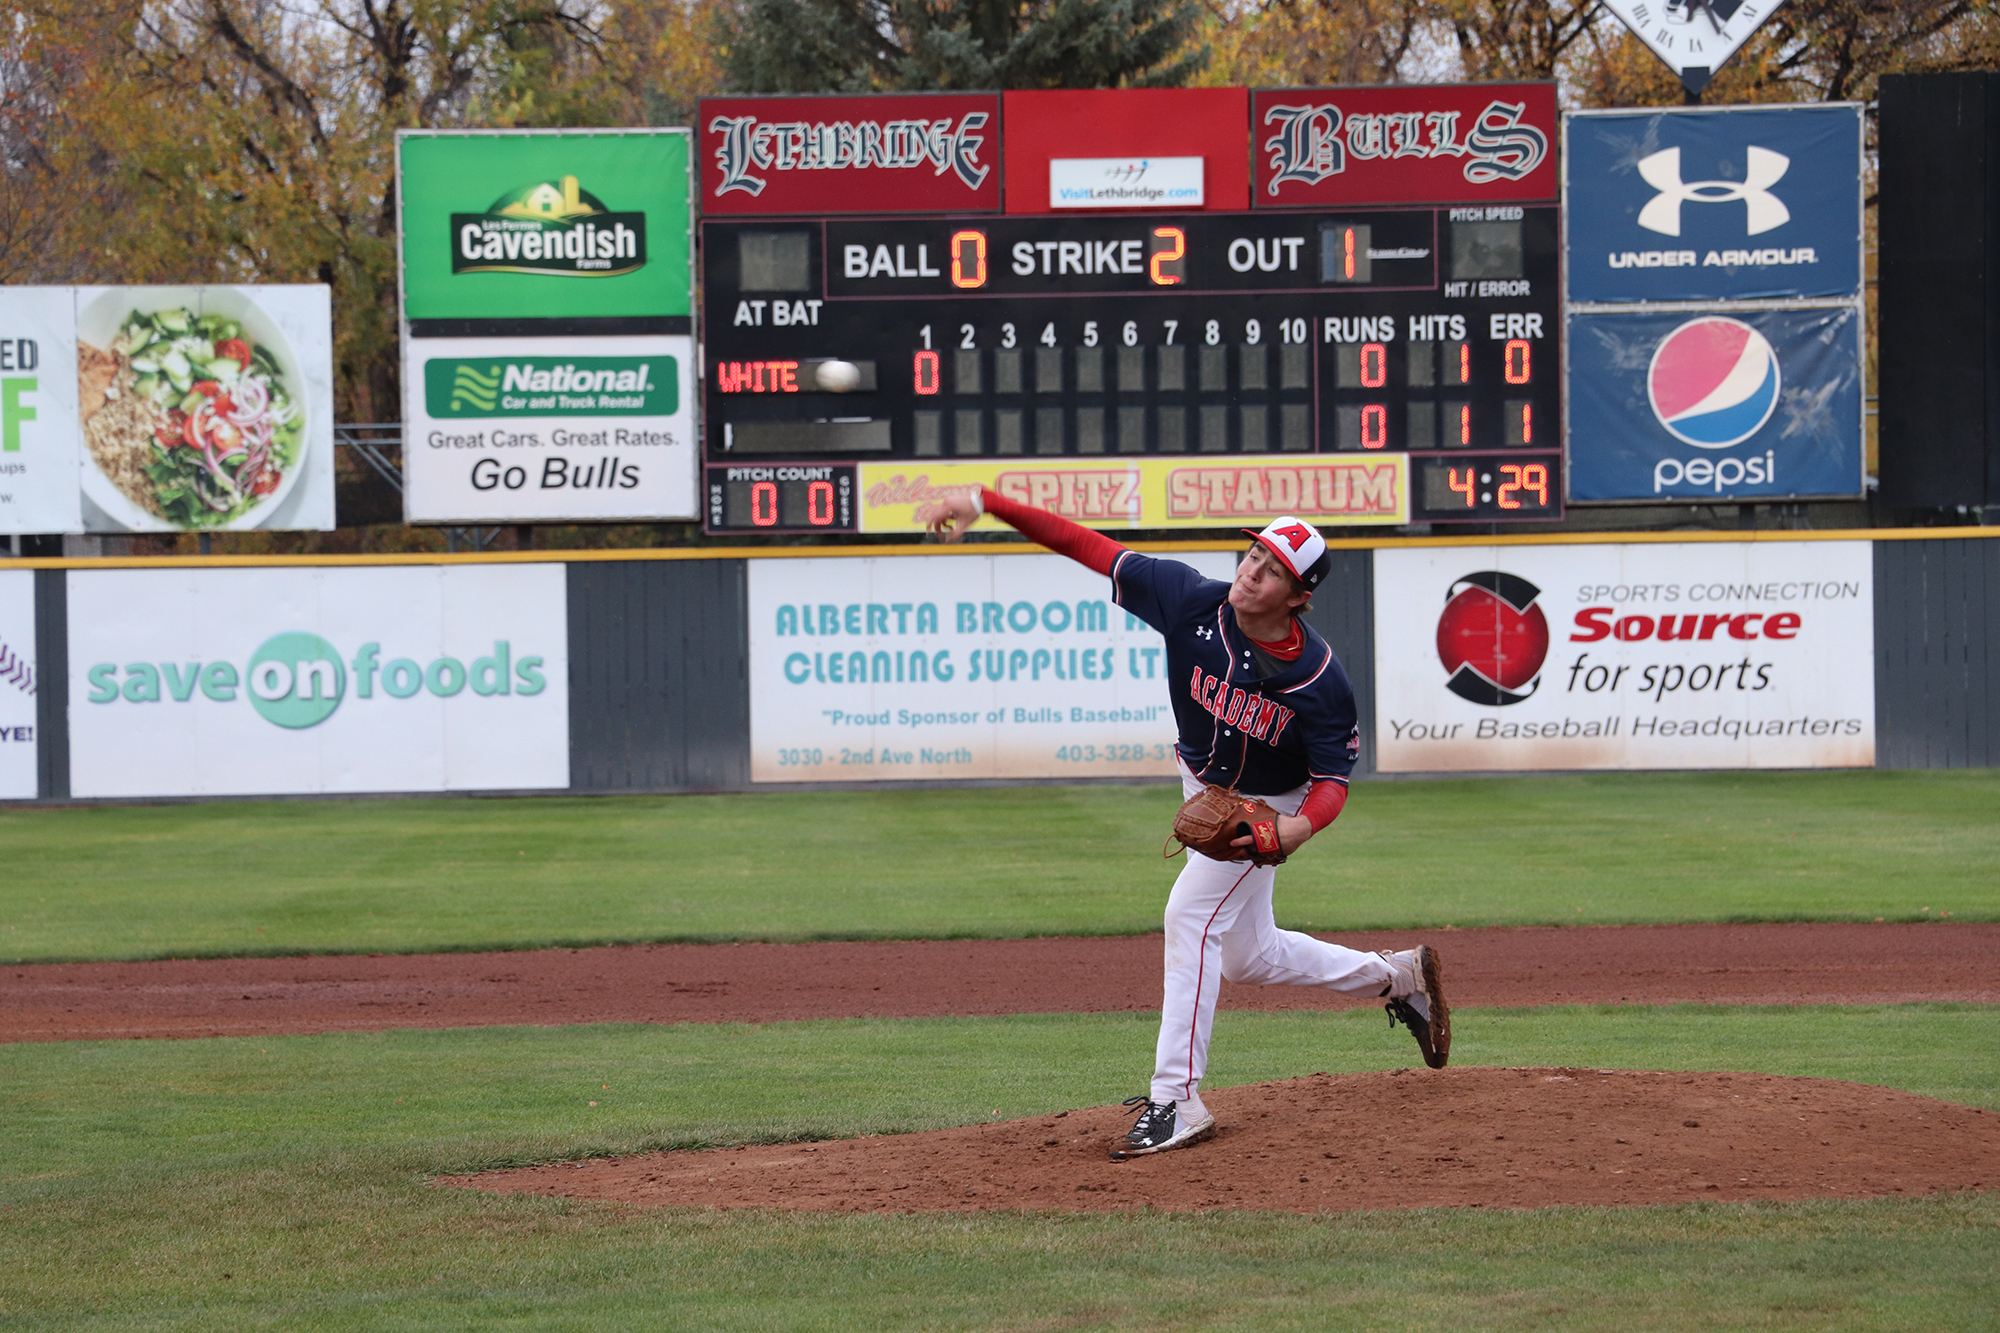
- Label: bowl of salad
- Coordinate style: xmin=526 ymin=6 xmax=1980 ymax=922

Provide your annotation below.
xmin=76 ymin=287 xmax=310 ymax=531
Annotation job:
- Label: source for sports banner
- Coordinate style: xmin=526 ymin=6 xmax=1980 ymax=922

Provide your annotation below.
xmin=1564 ymin=105 xmax=1863 ymax=304
xmin=0 ymin=570 xmax=36 ymax=799
xmin=852 ymin=455 xmax=1409 ymax=532
xmin=0 ymin=285 xmax=336 ymax=534
xmin=65 ymin=564 xmax=569 ymax=797
xmin=746 ymin=550 xmax=1235 ymax=783
xmin=1566 ymin=306 xmax=1864 ymax=502
xmin=1372 ymin=540 xmax=1874 ymax=773
xmin=397 ymin=129 xmax=697 ymax=522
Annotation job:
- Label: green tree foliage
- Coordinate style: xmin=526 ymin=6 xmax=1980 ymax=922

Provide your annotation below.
xmin=716 ymin=0 xmax=1210 ymax=92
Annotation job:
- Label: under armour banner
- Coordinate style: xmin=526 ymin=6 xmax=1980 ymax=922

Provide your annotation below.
xmin=1563 ymin=105 xmax=1863 ymax=305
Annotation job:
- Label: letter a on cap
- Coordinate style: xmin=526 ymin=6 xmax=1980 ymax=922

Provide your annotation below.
xmin=1245 ymin=514 xmax=1330 ymax=587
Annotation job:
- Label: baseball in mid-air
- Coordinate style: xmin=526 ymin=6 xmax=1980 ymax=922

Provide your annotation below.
xmin=815 ymin=359 xmax=862 ymax=393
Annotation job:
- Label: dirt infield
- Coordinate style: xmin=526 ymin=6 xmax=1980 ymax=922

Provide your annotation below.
xmin=3 ymin=921 xmax=1993 ymax=1043
xmin=445 ymin=1067 xmax=2000 ymax=1215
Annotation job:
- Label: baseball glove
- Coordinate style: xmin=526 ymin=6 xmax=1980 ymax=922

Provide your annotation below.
xmin=1164 ymin=784 xmax=1287 ymax=866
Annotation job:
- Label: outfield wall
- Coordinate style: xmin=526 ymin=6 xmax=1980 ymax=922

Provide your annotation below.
xmin=2 ymin=529 xmax=1994 ymax=801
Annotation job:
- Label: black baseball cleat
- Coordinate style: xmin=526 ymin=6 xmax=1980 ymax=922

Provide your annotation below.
xmin=1110 ymin=1097 xmax=1216 ymax=1160
xmin=1380 ymin=945 xmax=1452 ymax=1069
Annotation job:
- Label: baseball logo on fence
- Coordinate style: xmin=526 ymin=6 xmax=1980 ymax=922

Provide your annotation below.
xmin=1435 ymin=571 xmax=1548 ymax=706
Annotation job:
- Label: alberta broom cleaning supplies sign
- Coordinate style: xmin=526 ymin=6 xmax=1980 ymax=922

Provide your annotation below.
xmin=66 ymin=565 xmax=569 ymax=797
xmin=0 ymin=570 xmax=37 ymax=799
xmin=397 ymin=129 xmax=696 ymax=522
xmin=747 ymin=550 xmax=1236 ymax=783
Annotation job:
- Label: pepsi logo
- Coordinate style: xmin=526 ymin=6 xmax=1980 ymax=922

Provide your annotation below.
xmin=1436 ymin=571 xmax=1548 ymax=707
xmin=1647 ymin=316 xmax=1781 ymax=449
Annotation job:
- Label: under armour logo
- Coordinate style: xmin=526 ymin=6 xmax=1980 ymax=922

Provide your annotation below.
xmin=1636 ymin=146 xmax=1790 ymax=237
xmin=1196 ymin=627 xmax=1214 ymax=640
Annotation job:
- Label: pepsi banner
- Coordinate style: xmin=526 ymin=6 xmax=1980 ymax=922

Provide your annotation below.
xmin=1372 ymin=540 xmax=1875 ymax=773
xmin=1564 ymin=105 xmax=1864 ymax=304
xmin=1566 ymin=307 xmax=1864 ymax=502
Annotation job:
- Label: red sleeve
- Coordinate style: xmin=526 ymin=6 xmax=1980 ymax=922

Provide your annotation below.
xmin=1298 ymin=780 xmax=1347 ymax=833
xmin=980 ymin=487 xmax=1127 ymax=576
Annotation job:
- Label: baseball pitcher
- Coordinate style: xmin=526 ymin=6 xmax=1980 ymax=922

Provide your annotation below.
xmin=921 ymin=487 xmax=1450 ymax=1160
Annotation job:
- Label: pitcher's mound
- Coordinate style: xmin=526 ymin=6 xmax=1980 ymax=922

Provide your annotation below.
xmin=446 ymin=1068 xmax=2000 ymax=1214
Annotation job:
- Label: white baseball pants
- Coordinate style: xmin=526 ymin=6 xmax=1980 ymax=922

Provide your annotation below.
xmin=1151 ymin=766 xmax=1393 ymax=1110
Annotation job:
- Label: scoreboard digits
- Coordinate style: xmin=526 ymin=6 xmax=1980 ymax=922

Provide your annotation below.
xmin=704 ymin=205 xmax=1561 ymax=530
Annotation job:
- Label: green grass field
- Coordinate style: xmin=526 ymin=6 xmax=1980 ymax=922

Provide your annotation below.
xmin=3 ymin=1006 xmax=1997 ymax=1331
xmin=3 ymin=769 xmax=1995 ymax=963
xmin=3 ymin=772 xmax=1997 ymax=1330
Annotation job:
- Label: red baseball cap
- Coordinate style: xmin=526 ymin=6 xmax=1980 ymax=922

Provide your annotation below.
xmin=1242 ymin=516 xmax=1333 ymax=589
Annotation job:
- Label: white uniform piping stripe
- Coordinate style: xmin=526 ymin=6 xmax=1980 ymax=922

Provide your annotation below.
xmin=1279 ymin=644 xmax=1333 ymax=693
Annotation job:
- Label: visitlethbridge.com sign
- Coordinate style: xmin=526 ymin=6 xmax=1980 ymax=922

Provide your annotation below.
xmin=1372 ymin=540 xmax=1875 ymax=773
xmin=397 ymin=129 xmax=696 ymax=523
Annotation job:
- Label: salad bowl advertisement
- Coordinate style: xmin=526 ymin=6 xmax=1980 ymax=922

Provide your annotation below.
xmin=74 ymin=285 xmax=335 ymax=532
xmin=0 ymin=570 xmax=36 ymax=799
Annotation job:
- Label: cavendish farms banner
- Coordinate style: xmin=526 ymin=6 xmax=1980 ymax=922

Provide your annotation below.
xmin=398 ymin=130 xmax=690 ymax=322
xmin=397 ymin=129 xmax=697 ymax=522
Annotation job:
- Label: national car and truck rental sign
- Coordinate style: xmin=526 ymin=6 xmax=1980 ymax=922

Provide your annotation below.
xmin=1562 ymin=105 xmax=1866 ymax=504
xmin=396 ymin=129 xmax=696 ymax=523
xmin=1372 ymin=540 xmax=1875 ymax=773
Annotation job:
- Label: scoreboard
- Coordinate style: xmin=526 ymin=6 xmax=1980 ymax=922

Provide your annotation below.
xmin=702 ymin=205 xmax=1561 ymax=532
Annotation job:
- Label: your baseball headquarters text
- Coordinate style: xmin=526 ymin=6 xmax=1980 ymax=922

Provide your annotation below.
xmin=1390 ymin=714 xmax=1865 ymax=743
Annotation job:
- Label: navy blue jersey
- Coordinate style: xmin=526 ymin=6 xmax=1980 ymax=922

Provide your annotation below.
xmin=1111 ymin=551 xmax=1360 ymax=795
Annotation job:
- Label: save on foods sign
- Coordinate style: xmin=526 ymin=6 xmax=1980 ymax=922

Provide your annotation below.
xmin=1372 ymin=539 xmax=1874 ymax=772
xmin=397 ymin=129 xmax=696 ymax=524
xmin=66 ymin=565 xmax=569 ymax=797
